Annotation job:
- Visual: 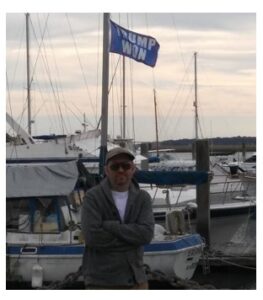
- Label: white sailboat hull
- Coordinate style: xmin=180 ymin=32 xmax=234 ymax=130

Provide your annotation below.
xmin=7 ymin=233 xmax=204 ymax=286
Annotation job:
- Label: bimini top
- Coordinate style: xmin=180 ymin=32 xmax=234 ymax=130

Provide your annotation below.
xmin=6 ymin=160 xmax=79 ymax=198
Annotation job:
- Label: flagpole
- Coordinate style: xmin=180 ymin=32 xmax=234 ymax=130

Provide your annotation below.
xmin=122 ymin=56 xmax=126 ymax=140
xmin=99 ymin=12 xmax=110 ymax=177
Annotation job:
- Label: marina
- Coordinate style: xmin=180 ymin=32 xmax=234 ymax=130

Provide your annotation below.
xmin=6 ymin=144 xmax=256 ymax=289
xmin=6 ymin=12 xmax=256 ymax=290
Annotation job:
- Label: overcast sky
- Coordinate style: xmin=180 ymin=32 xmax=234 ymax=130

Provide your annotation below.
xmin=5 ymin=8 xmax=257 ymax=142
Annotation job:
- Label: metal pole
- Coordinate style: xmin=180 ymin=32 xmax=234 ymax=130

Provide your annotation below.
xmin=99 ymin=13 xmax=110 ymax=176
xmin=122 ymin=56 xmax=126 ymax=139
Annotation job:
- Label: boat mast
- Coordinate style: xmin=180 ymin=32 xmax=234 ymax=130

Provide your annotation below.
xmin=194 ymin=52 xmax=198 ymax=140
xmin=26 ymin=13 xmax=32 ymax=135
xmin=153 ymin=89 xmax=159 ymax=158
xmin=99 ymin=13 xmax=110 ymax=176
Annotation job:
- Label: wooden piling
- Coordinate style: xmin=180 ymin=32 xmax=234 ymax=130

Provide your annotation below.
xmin=196 ymin=139 xmax=210 ymax=248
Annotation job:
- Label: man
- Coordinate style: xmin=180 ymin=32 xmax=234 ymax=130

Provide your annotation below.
xmin=81 ymin=147 xmax=154 ymax=289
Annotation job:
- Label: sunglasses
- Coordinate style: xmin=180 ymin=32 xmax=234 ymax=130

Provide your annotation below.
xmin=109 ymin=162 xmax=133 ymax=171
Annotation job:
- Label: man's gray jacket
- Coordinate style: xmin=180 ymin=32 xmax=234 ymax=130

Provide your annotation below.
xmin=81 ymin=177 xmax=154 ymax=287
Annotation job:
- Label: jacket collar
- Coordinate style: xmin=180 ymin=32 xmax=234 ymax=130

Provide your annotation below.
xmin=100 ymin=177 xmax=140 ymax=221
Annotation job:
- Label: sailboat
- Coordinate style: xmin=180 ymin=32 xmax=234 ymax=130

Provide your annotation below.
xmin=6 ymin=14 xmax=102 ymax=165
xmin=6 ymin=13 xmax=205 ymax=288
xmin=138 ymin=52 xmax=256 ymax=267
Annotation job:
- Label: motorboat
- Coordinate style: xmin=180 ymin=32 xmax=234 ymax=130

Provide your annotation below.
xmin=6 ymin=161 xmax=204 ymax=288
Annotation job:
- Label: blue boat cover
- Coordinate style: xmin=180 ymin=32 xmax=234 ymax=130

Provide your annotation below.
xmin=134 ymin=170 xmax=208 ymax=185
xmin=148 ymin=156 xmax=161 ymax=163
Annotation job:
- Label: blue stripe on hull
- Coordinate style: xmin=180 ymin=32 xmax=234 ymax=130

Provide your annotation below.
xmin=145 ymin=234 xmax=203 ymax=252
xmin=7 ymin=234 xmax=203 ymax=255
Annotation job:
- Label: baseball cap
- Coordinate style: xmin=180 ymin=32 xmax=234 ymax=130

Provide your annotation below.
xmin=105 ymin=147 xmax=135 ymax=164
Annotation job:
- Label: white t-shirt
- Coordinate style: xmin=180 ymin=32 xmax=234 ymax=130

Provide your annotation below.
xmin=111 ymin=190 xmax=128 ymax=222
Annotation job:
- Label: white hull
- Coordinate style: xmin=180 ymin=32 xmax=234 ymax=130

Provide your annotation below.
xmin=143 ymin=244 xmax=202 ymax=279
xmin=6 ymin=161 xmax=204 ymax=288
xmin=7 ymin=233 xmax=204 ymax=286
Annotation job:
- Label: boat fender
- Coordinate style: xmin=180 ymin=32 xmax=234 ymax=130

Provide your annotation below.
xmin=31 ymin=263 xmax=43 ymax=288
xmin=165 ymin=210 xmax=185 ymax=235
xmin=154 ymin=224 xmax=167 ymax=239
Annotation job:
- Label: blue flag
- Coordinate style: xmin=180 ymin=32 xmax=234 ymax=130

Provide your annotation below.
xmin=110 ymin=20 xmax=160 ymax=67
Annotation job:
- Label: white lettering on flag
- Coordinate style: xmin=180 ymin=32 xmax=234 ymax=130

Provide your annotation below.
xmin=148 ymin=38 xmax=156 ymax=50
xmin=110 ymin=20 xmax=160 ymax=67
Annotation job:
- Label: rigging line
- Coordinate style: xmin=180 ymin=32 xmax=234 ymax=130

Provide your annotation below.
xmin=33 ymin=30 xmax=66 ymax=136
xmin=196 ymin=92 xmax=205 ymax=139
xmin=130 ymin=48 xmax=136 ymax=141
xmin=6 ymin=72 xmax=13 ymax=124
xmin=194 ymin=59 xmax=208 ymax=139
xmin=65 ymin=13 xmax=96 ymax=127
xmin=117 ymin=13 xmax=123 ymax=138
xmin=6 ymin=17 xmax=27 ymax=139
xmin=108 ymin=56 xmax=121 ymax=94
xmin=198 ymin=118 xmax=205 ymax=139
xmin=116 ymin=55 xmax=122 ymax=138
xmin=154 ymin=99 xmax=164 ymax=142
xmin=94 ymin=13 xmax=101 ymax=125
xmin=65 ymin=100 xmax=95 ymax=128
xmin=115 ymin=55 xmax=122 ymax=138
xmin=197 ymin=61 xmax=233 ymax=135
xmin=96 ymin=55 xmax=121 ymax=131
xmin=28 ymin=14 xmax=50 ymax=94
xmin=6 ymin=72 xmax=19 ymax=155
xmin=129 ymin=56 xmax=136 ymax=142
xmin=124 ymin=13 xmax=130 ymax=140
xmin=30 ymin=14 xmax=68 ymax=135
xmin=29 ymin=13 xmax=64 ymax=132
xmin=8 ymin=19 xmax=25 ymax=92
xmin=160 ymin=58 xmax=193 ymax=134
xmin=144 ymin=13 xmax=157 ymax=90
xmin=162 ymin=82 xmax=194 ymax=139
xmin=126 ymin=13 xmax=136 ymax=143
xmin=170 ymin=14 xmax=189 ymax=79
xmin=61 ymin=101 xmax=74 ymax=134
xmin=110 ymin=57 xmax=115 ymax=139
xmin=28 ymin=60 xmax=62 ymax=135
xmin=40 ymin=15 xmax=73 ymax=134
xmin=159 ymin=56 xmax=194 ymax=135
xmin=9 ymin=75 xmax=30 ymax=136
xmin=110 ymin=55 xmax=118 ymax=139
xmin=154 ymin=89 xmax=163 ymax=142
xmin=30 ymin=14 xmax=58 ymax=128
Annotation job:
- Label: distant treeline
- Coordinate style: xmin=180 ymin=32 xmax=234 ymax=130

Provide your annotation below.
xmin=156 ymin=136 xmax=256 ymax=147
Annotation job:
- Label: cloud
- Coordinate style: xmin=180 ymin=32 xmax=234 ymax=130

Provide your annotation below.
xmin=6 ymin=13 xmax=256 ymax=140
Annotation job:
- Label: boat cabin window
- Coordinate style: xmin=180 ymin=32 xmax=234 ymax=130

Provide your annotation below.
xmin=6 ymin=197 xmax=67 ymax=233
